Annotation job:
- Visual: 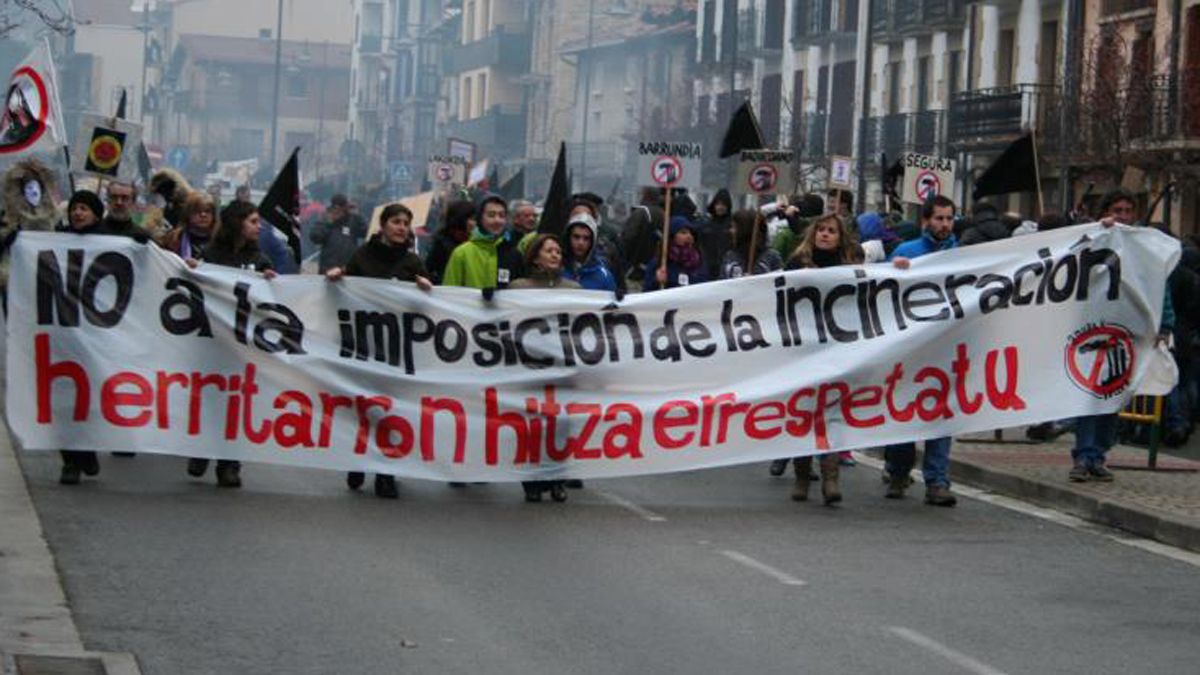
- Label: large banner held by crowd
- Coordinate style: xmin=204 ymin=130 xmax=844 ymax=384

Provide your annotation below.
xmin=4 ymin=226 xmax=1179 ymax=481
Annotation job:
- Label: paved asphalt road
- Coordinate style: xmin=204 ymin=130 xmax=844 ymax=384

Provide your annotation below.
xmin=20 ymin=451 xmax=1200 ymax=675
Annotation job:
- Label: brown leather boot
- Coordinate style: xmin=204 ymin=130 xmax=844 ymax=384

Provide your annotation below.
xmin=819 ymin=454 xmax=842 ymax=505
xmin=792 ymin=457 xmax=812 ymax=501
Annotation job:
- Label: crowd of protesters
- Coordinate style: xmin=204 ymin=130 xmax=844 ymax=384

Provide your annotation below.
xmin=1 ymin=156 xmax=1196 ymax=510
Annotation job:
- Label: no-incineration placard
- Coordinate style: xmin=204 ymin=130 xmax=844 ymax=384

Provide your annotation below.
xmin=901 ymin=152 xmax=957 ymax=205
xmin=736 ymin=150 xmax=796 ymax=196
xmin=637 ymin=141 xmax=702 ymax=191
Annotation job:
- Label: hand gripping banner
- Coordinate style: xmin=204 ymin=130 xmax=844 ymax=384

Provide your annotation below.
xmin=4 ymin=226 xmax=1179 ymax=482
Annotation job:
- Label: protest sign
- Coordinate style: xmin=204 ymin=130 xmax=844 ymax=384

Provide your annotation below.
xmin=736 ymin=150 xmax=795 ymax=196
xmin=427 ymin=155 xmax=468 ymax=188
xmin=636 ymin=141 xmax=702 ymax=190
xmin=72 ymin=114 xmax=143 ymax=182
xmin=6 ymin=226 xmax=1177 ymax=481
xmin=901 ymin=152 xmax=956 ymax=205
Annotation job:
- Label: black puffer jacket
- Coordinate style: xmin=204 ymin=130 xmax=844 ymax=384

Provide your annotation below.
xmin=345 ymin=234 xmax=427 ymax=281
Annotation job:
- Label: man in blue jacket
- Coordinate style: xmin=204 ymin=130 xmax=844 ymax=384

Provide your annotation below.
xmin=562 ymin=211 xmax=617 ymax=291
xmin=885 ymin=195 xmax=960 ymax=506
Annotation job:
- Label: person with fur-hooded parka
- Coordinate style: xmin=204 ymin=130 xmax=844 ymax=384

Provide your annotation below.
xmin=0 ymin=158 xmax=60 ymax=296
xmin=149 ymin=167 xmax=193 ymax=229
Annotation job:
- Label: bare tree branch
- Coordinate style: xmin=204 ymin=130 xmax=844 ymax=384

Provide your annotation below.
xmin=0 ymin=0 xmax=75 ymax=39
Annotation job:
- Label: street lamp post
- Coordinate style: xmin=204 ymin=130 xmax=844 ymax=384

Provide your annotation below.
xmin=578 ymin=0 xmax=596 ymax=190
xmin=268 ymin=0 xmax=284 ymax=175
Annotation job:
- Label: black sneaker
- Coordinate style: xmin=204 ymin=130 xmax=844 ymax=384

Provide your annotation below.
xmin=346 ymin=472 xmax=365 ymax=490
xmin=374 ymin=475 xmax=399 ymax=499
xmin=1088 ymin=463 xmax=1115 ymax=482
xmin=564 ymin=479 xmax=584 ymax=489
xmin=550 ymin=483 xmax=568 ymax=502
xmin=1068 ymin=463 xmax=1090 ymax=482
xmin=523 ymin=485 xmax=542 ymax=502
xmin=80 ymin=452 xmax=100 ymax=477
xmin=59 ymin=463 xmax=81 ymax=485
xmin=215 ymin=462 xmax=241 ymax=488
xmin=768 ymin=459 xmax=789 ymax=476
xmin=187 ymin=458 xmax=209 ymax=477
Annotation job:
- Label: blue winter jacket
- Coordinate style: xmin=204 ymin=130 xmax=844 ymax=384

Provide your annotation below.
xmin=889 ymin=230 xmax=958 ymax=260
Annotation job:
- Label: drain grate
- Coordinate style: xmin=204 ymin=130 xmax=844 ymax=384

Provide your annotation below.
xmin=14 ymin=654 xmax=107 ymax=675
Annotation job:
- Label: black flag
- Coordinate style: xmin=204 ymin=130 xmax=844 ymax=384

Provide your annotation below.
xmin=115 ymin=88 xmax=127 ymax=119
xmin=136 ymin=142 xmax=152 ymax=185
xmin=882 ymin=153 xmax=903 ymax=205
xmin=258 ymin=147 xmax=303 ymax=264
xmin=538 ymin=143 xmax=569 ymax=236
xmin=499 ymin=167 xmax=525 ymax=202
xmin=719 ymin=101 xmax=765 ymax=158
xmin=973 ymin=134 xmax=1038 ymax=200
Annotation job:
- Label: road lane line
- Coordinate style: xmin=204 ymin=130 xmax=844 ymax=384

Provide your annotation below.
xmin=853 ymin=453 xmax=1200 ymax=569
xmin=886 ymin=626 xmax=1010 ymax=675
xmin=719 ymin=549 xmax=807 ymax=586
xmin=594 ymin=489 xmax=667 ymax=522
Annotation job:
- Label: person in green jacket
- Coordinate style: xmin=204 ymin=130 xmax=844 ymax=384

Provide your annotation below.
xmin=441 ymin=194 xmax=523 ymax=290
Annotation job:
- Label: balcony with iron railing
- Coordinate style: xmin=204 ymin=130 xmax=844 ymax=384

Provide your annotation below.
xmin=792 ymin=0 xmax=857 ymax=44
xmin=444 ymin=104 xmax=527 ymax=156
xmin=872 ymin=0 xmax=964 ymax=39
xmin=1124 ymin=69 xmax=1200 ymax=148
xmin=861 ymin=110 xmax=947 ymax=164
xmin=442 ymin=25 xmax=531 ymax=74
xmin=948 ymin=84 xmax=1061 ymax=150
xmin=739 ymin=7 xmax=785 ymax=58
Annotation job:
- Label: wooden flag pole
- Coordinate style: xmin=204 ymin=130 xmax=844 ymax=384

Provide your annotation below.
xmin=1030 ymin=130 xmax=1045 ymax=217
xmin=746 ymin=209 xmax=761 ymax=275
xmin=659 ymin=187 xmax=672 ymax=290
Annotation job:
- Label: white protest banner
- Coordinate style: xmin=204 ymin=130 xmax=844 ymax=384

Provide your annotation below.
xmin=427 ymin=154 xmax=468 ymax=187
xmin=5 ymin=226 xmax=1177 ymax=482
xmin=736 ymin=150 xmax=796 ymax=196
xmin=637 ymin=141 xmax=702 ymax=190
xmin=902 ymin=152 xmax=957 ymax=205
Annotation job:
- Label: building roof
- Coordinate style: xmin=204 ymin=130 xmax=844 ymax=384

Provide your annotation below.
xmin=177 ymin=34 xmax=352 ymax=69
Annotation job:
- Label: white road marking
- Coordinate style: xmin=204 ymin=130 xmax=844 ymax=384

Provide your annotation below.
xmin=886 ymin=626 xmax=1010 ymax=675
xmin=719 ymin=549 xmax=807 ymax=586
xmin=853 ymin=453 xmax=1200 ymax=569
xmin=594 ymin=489 xmax=667 ymax=522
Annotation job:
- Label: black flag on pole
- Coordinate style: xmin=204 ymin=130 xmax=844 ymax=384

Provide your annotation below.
xmin=115 ymin=89 xmax=127 ymax=119
xmin=499 ymin=167 xmax=525 ymax=202
xmin=719 ymin=101 xmax=766 ymax=158
xmin=882 ymin=153 xmax=903 ymax=205
xmin=258 ymin=147 xmax=303 ymax=264
xmin=136 ymin=142 xmax=152 ymax=185
xmin=538 ymin=143 xmax=569 ymax=236
xmin=973 ymin=134 xmax=1038 ymax=200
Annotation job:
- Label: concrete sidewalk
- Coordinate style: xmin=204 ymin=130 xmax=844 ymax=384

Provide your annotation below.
xmin=0 ymin=425 xmax=140 ymax=674
xmin=950 ymin=430 xmax=1200 ymax=553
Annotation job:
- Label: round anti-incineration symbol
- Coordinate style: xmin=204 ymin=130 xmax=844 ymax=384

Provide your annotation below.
xmin=749 ymin=164 xmax=778 ymax=193
xmin=88 ymin=134 xmax=123 ymax=170
xmin=1065 ymin=324 xmax=1136 ymax=399
xmin=435 ymin=164 xmax=454 ymax=182
xmin=915 ymin=170 xmax=941 ymax=201
xmin=652 ymin=156 xmax=682 ymax=186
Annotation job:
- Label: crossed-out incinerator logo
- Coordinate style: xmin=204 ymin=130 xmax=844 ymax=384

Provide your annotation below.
xmin=1064 ymin=323 xmax=1136 ymax=399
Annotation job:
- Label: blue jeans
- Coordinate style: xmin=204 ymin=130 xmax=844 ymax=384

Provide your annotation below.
xmin=885 ymin=437 xmax=952 ymax=488
xmin=1072 ymin=413 xmax=1118 ymax=466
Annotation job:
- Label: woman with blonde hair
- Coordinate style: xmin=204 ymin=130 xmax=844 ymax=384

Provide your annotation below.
xmin=160 ymin=191 xmax=218 ymax=260
xmin=782 ymin=213 xmax=862 ymax=505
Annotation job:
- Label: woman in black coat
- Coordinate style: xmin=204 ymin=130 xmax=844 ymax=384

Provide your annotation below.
xmin=185 ymin=201 xmax=276 ymax=488
xmin=326 ymin=203 xmax=432 ymax=498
